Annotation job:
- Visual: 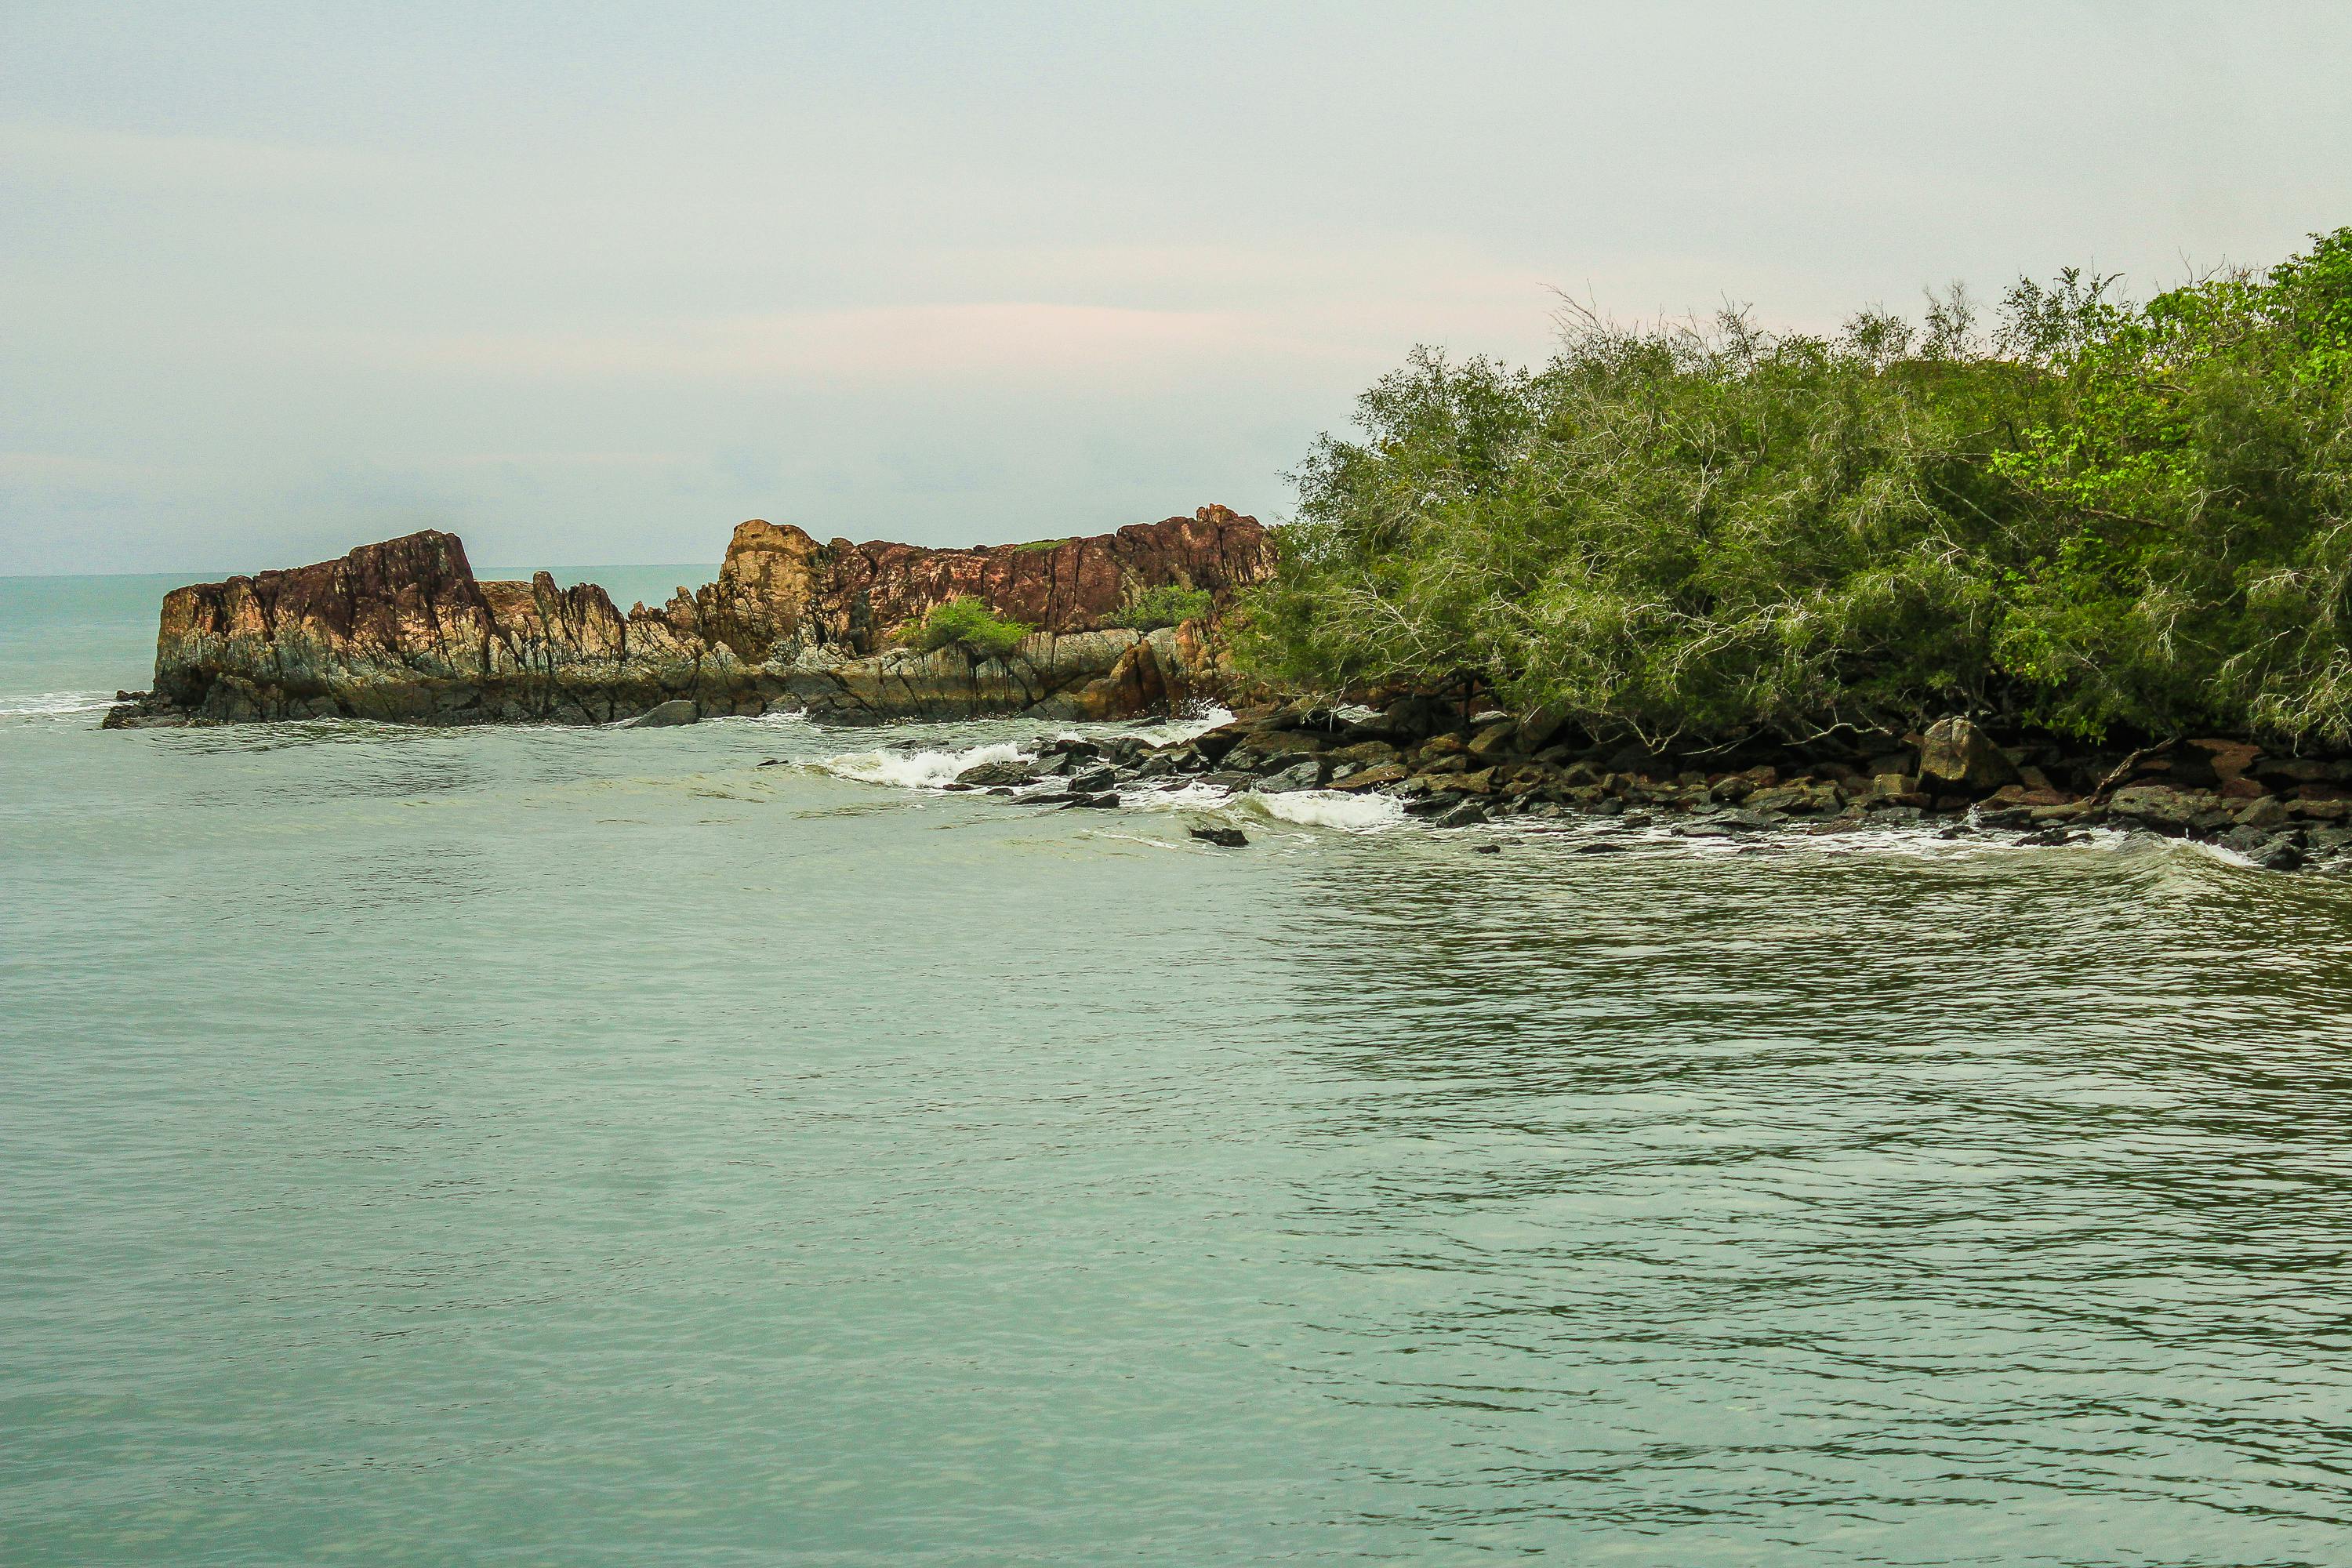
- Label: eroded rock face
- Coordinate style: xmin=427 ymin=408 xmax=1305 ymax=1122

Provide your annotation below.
xmin=105 ymin=507 xmax=1271 ymax=728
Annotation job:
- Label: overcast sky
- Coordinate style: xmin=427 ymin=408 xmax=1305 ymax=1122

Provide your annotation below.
xmin=4 ymin=2 xmax=2349 ymax=575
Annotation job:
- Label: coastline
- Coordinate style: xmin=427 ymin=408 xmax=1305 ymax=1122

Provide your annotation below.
xmin=887 ymin=698 xmax=2347 ymax=877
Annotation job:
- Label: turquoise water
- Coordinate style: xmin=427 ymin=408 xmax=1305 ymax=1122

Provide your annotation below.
xmin=8 ymin=572 xmax=2352 ymax=1566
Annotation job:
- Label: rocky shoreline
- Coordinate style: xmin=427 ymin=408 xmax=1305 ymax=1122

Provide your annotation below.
xmin=929 ymin=699 xmax=2350 ymax=875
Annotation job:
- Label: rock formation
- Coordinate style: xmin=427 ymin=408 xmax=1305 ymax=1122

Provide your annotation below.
xmin=103 ymin=506 xmax=1272 ymax=727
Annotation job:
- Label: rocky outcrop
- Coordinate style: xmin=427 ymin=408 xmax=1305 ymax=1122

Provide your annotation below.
xmin=103 ymin=506 xmax=1272 ymax=728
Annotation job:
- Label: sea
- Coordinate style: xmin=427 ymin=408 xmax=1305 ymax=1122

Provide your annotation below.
xmin=7 ymin=569 xmax=2352 ymax=1566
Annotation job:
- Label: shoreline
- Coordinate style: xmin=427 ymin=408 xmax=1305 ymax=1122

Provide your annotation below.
xmin=894 ymin=699 xmax=2349 ymax=877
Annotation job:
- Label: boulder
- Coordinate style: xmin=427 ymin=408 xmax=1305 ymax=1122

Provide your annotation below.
xmin=2108 ymin=785 xmax=2223 ymax=835
xmin=1189 ymin=826 xmax=1248 ymax=847
xmin=1256 ymin=760 xmax=1323 ymax=793
xmin=1465 ymin=723 xmax=1519 ymax=760
xmin=2236 ymin=794 xmax=2291 ymax=829
xmin=1327 ymin=763 xmax=1408 ymax=793
xmin=1917 ymin=717 xmax=2020 ymax=793
xmin=631 ymin=699 xmax=700 ymax=728
xmin=956 ymin=758 xmax=1037 ymax=787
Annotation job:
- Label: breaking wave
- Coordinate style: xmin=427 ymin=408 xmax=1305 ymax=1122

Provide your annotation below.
xmin=818 ymin=740 xmax=1029 ymax=790
xmin=0 ymin=690 xmax=116 ymax=719
xmin=1246 ymin=789 xmax=1407 ymax=832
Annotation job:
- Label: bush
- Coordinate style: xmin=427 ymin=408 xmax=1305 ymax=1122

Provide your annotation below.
xmin=913 ymin=597 xmax=1033 ymax=660
xmin=1108 ymin=583 xmax=1213 ymax=631
xmin=1238 ymin=227 xmax=2352 ymax=748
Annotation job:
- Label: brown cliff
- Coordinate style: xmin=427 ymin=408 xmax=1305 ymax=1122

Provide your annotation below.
xmin=105 ymin=506 xmax=1272 ymax=728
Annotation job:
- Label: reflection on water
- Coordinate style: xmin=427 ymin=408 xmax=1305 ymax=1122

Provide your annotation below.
xmin=9 ymin=574 xmax=2352 ymax=1565
xmin=1267 ymin=847 xmax=2352 ymax=1555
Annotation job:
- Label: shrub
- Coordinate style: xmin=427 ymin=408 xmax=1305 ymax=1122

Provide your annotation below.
xmin=1108 ymin=583 xmax=1213 ymax=631
xmin=912 ymin=597 xmax=1033 ymax=660
xmin=1238 ymin=227 xmax=2352 ymax=748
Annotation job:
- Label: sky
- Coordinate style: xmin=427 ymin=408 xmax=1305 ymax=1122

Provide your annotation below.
xmin=4 ymin=2 xmax=2350 ymax=577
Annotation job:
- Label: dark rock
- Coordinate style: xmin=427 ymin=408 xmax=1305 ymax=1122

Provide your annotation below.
xmin=1432 ymin=800 xmax=1490 ymax=828
xmin=1060 ymin=793 xmax=1121 ymax=809
xmin=758 ymin=758 xmax=786 ymax=767
xmin=956 ymin=758 xmax=1038 ymax=786
xmin=1189 ymin=826 xmax=1248 ymax=847
xmin=1471 ymin=842 xmax=1501 ymax=854
xmin=1066 ymin=766 xmax=1120 ymax=792
xmin=631 ymin=699 xmax=700 ymax=728
xmin=1256 ymin=760 xmax=1323 ymax=793
xmin=2255 ymin=840 xmax=2308 ymax=871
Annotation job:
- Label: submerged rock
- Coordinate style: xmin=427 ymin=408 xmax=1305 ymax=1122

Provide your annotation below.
xmin=1189 ymin=826 xmax=1248 ymax=848
xmin=630 ymin=699 xmax=699 ymax=728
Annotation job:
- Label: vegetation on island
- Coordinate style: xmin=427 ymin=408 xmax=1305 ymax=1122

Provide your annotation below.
xmin=1239 ymin=229 xmax=2352 ymax=749
xmin=1108 ymin=583 xmax=1214 ymax=631
xmin=909 ymin=597 xmax=1035 ymax=660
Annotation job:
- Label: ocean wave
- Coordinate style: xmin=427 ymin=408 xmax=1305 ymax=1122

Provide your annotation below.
xmin=0 ymin=690 xmax=116 ymax=718
xmin=818 ymin=740 xmax=1029 ymax=789
xmin=1245 ymin=789 xmax=1407 ymax=832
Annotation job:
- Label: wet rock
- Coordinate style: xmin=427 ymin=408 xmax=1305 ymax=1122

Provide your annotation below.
xmin=1432 ymin=800 xmax=1490 ymax=828
xmin=631 ymin=699 xmax=700 ymax=728
xmin=2216 ymin=825 xmax=2309 ymax=870
xmin=956 ymin=758 xmax=1037 ymax=786
xmin=1917 ymin=717 xmax=2020 ymax=793
xmin=1256 ymin=760 xmax=1323 ymax=793
xmin=1472 ymin=843 xmax=1501 ymax=854
xmin=1189 ymin=826 xmax=1247 ymax=847
xmin=1067 ymin=766 xmax=1120 ymax=792
xmin=2107 ymin=785 xmax=2222 ymax=836
xmin=1744 ymin=780 xmax=1840 ymax=815
xmin=1059 ymin=792 xmax=1120 ymax=809
xmin=1327 ymin=762 xmax=1409 ymax=793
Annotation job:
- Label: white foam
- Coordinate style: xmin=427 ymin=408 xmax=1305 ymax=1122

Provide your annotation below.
xmin=1250 ymin=789 xmax=1407 ymax=831
xmin=0 ymin=691 xmax=116 ymax=717
xmin=818 ymin=740 xmax=1028 ymax=790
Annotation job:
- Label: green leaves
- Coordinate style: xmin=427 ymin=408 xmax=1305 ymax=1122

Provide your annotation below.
xmin=910 ymin=598 xmax=1034 ymax=661
xmin=1243 ymin=228 xmax=2352 ymax=746
xmin=1106 ymin=583 xmax=1213 ymax=632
